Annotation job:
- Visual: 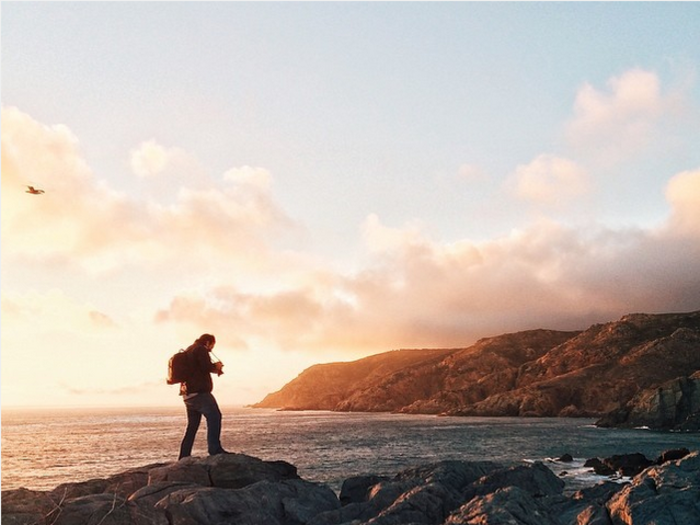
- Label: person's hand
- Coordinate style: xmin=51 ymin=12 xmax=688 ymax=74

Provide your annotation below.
xmin=214 ymin=361 xmax=224 ymax=376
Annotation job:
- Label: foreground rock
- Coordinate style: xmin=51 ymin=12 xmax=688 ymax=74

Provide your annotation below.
xmin=3 ymin=450 xmax=699 ymax=525
xmin=607 ymin=452 xmax=700 ymax=525
xmin=254 ymin=311 xmax=700 ymax=426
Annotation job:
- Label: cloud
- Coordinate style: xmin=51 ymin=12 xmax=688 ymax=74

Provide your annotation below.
xmin=2 ymin=107 xmax=151 ymax=270
xmin=155 ymin=198 xmax=700 ymax=355
xmin=506 ymin=154 xmax=590 ymax=206
xmin=1 ymin=107 xmax=296 ymax=275
xmin=1 ymin=289 xmax=117 ymax=333
xmin=130 ymin=140 xmax=178 ymax=178
xmin=89 ymin=310 xmax=118 ymax=328
xmin=4 ymin=107 xmax=699 ymax=363
xmin=155 ymin=286 xmax=331 ymax=351
xmin=362 ymin=213 xmax=427 ymax=254
xmin=566 ymin=68 xmax=689 ymax=163
xmin=664 ymin=168 xmax=700 ymax=235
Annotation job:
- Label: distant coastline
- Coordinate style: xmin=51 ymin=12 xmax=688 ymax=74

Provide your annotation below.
xmin=254 ymin=310 xmax=700 ymax=432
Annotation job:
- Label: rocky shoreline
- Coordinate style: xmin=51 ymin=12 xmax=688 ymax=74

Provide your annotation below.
xmin=3 ymin=449 xmax=698 ymax=525
xmin=254 ymin=311 xmax=700 ymax=432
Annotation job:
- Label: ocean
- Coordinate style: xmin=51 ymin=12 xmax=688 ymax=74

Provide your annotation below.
xmin=2 ymin=406 xmax=699 ymax=494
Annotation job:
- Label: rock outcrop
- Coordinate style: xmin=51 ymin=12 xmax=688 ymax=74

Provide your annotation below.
xmin=1 ymin=454 xmax=330 ymax=525
xmin=606 ymin=451 xmax=700 ymax=525
xmin=3 ymin=451 xmax=699 ymax=525
xmin=254 ymin=311 xmax=700 ymax=427
xmin=583 ymin=449 xmax=690 ymax=477
xmin=596 ymin=370 xmax=700 ymax=431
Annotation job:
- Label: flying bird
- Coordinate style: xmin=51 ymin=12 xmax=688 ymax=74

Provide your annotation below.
xmin=26 ymin=185 xmax=45 ymax=195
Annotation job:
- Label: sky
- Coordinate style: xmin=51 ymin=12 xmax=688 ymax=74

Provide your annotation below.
xmin=2 ymin=2 xmax=700 ymax=409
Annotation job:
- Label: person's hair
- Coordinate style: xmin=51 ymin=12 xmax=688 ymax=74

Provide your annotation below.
xmin=195 ymin=333 xmax=216 ymax=346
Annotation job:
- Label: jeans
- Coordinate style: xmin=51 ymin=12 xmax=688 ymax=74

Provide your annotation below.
xmin=179 ymin=392 xmax=224 ymax=459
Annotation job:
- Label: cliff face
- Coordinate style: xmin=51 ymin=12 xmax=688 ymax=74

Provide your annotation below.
xmin=254 ymin=311 xmax=700 ymax=423
xmin=597 ymin=370 xmax=700 ymax=431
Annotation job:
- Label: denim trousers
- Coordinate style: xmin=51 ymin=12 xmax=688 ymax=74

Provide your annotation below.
xmin=179 ymin=392 xmax=223 ymax=459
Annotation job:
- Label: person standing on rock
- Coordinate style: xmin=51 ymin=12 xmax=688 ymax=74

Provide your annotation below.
xmin=178 ymin=333 xmax=229 ymax=459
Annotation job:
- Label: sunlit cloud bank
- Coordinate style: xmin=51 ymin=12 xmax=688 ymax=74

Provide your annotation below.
xmin=3 ymin=92 xmax=700 ymax=358
xmin=1 ymin=107 xmax=298 ymax=276
xmin=2 ymin=66 xmax=700 ymax=406
xmin=567 ymin=68 xmax=695 ymax=164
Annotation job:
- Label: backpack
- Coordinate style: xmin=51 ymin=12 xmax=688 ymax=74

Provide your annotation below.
xmin=166 ymin=348 xmax=192 ymax=385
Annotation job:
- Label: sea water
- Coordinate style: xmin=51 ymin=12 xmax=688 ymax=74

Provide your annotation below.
xmin=2 ymin=406 xmax=698 ymax=493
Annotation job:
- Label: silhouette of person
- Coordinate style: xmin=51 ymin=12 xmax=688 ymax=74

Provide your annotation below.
xmin=178 ymin=333 xmax=228 ymax=459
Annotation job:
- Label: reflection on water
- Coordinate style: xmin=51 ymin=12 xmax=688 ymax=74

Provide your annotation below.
xmin=2 ymin=406 xmax=698 ymax=492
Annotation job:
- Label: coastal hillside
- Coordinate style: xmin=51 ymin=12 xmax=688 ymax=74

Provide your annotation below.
xmin=254 ymin=311 xmax=700 ymax=427
xmin=254 ymin=347 xmax=457 ymax=411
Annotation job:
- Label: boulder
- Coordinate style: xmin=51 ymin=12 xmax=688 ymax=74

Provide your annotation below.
xmin=574 ymin=505 xmax=614 ymax=525
xmin=445 ymin=486 xmax=559 ymax=525
xmin=155 ymin=478 xmax=339 ymax=525
xmin=585 ymin=454 xmax=653 ymax=478
xmin=463 ymin=461 xmax=565 ymax=500
xmin=126 ymin=481 xmax=200 ymax=506
xmin=607 ymin=451 xmax=700 ymax=524
xmin=655 ymin=448 xmax=690 ymax=465
xmin=147 ymin=458 xmax=210 ymax=486
xmin=148 ymin=453 xmax=298 ymax=489
xmin=3 ymin=451 xmax=700 ymax=525
xmin=340 ymin=475 xmax=390 ymax=505
xmin=0 ymin=488 xmax=58 ymax=525
xmin=50 ymin=479 xmax=110 ymax=501
xmin=311 ymin=479 xmax=416 ymax=525
xmin=51 ymin=463 xmax=165 ymax=500
xmin=585 ymin=458 xmax=616 ymax=476
xmin=547 ymin=482 xmax=622 ymax=525
xmin=50 ymin=493 xmax=168 ymax=525
xmin=364 ymin=481 xmax=463 ymax=524
xmin=311 ymin=460 xmax=499 ymax=525
xmin=379 ymin=461 xmax=503 ymax=524
xmin=395 ymin=460 xmax=501 ymax=492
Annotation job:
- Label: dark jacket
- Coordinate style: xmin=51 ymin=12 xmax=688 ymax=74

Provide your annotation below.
xmin=181 ymin=343 xmax=218 ymax=395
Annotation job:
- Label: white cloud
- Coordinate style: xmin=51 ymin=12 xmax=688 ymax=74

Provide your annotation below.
xmin=130 ymin=140 xmax=174 ymax=178
xmin=361 ymin=213 xmax=427 ymax=254
xmin=506 ymin=154 xmax=590 ymax=206
xmin=4 ymin=107 xmax=699 ymax=369
xmin=665 ymin=168 xmax=700 ymax=235
xmin=1 ymin=107 xmax=296 ymax=275
xmin=156 ymin=197 xmax=700 ymax=357
xmin=566 ymin=68 xmax=688 ymax=163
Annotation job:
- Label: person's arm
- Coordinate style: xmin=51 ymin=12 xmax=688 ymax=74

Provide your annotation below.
xmin=192 ymin=345 xmax=218 ymax=374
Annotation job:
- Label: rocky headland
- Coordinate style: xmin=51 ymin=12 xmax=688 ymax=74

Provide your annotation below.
xmin=3 ymin=449 xmax=699 ymax=525
xmin=254 ymin=311 xmax=700 ymax=430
